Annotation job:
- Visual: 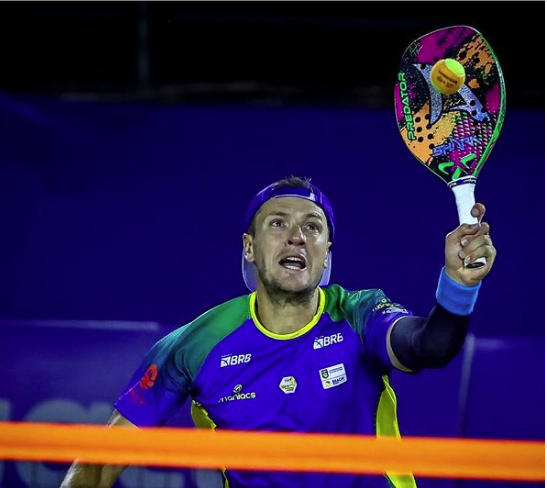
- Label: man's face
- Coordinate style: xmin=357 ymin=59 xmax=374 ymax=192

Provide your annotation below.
xmin=243 ymin=197 xmax=331 ymax=295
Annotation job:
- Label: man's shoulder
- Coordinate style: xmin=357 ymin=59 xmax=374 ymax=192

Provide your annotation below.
xmin=171 ymin=293 xmax=251 ymax=339
xmin=323 ymin=284 xmax=386 ymax=323
xmin=323 ymin=284 xmax=385 ymax=307
xmin=156 ymin=294 xmax=252 ymax=378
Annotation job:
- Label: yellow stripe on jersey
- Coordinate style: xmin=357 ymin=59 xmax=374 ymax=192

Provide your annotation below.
xmin=191 ymin=401 xmax=230 ymax=488
xmin=249 ymin=288 xmax=325 ymax=340
xmin=376 ymin=375 xmax=417 ymax=488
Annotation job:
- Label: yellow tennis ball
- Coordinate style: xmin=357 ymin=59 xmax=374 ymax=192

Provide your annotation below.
xmin=430 ymin=58 xmax=466 ymax=95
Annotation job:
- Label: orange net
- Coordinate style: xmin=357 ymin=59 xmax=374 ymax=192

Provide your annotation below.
xmin=0 ymin=422 xmax=543 ymax=482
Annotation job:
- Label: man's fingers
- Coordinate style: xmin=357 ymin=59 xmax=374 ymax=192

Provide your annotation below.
xmin=471 ymin=203 xmax=486 ymax=221
xmin=448 ymin=221 xmax=490 ymax=244
xmin=458 ymin=234 xmax=493 ymax=259
xmin=459 ymin=222 xmax=490 ymax=246
xmin=479 ymin=221 xmax=490 ymax=235
xmin=448 ymin=222 xmax=481 ymax=242
xmin=461 ymin=244 xmax=497 ymax=267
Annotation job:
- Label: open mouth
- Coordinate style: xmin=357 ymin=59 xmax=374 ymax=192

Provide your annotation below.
xmin=279 ymin=256 xmax=307 ymax=271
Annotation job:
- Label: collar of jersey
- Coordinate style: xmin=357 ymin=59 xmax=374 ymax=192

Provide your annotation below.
xmin=249 ymin=288 xmax=325 ymax=340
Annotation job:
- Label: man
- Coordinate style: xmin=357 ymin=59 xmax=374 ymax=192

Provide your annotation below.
xmin=60 ymin=176 xmax=496 ymax=488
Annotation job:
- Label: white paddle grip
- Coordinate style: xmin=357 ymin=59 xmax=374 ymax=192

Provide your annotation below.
xmin=451 ymin=183 xmax=486 ymax=269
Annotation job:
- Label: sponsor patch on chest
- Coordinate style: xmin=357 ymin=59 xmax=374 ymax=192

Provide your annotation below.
xmin=313 ymin=332 xmax=343 ymax=349
xmin=279 ymin=376 xmax=298 ymax=394
xmin=318 ymin=363 xmax=347 ymax=389
xmin=220 ymin=354 xmax=252 ymax=367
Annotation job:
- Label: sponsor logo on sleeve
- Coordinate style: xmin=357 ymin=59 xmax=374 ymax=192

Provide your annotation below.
xmin=313 ymin=333 xmax=344 ymax=349
xmin=129 ymin=388 xmax=146 ymax=405
xmin=279 ymin=376 xmax=298 ymax=394
xmin=220 ymin=353 xmax=252 ymax=367
xmin=319 ymin=363 xmax=347 ymax=390
xmin=139 ymin=364 xmax=158 ymax=390
xmin=373 ymin=299 xmax=408 ymax=314
xmin=381 ymin=306 xmax=408 ymax=314
xmin=373 ymin=299 xmax=392 ymax=312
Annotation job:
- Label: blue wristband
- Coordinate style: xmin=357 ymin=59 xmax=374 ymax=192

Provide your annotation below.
xmin=436 ymin=267 xmax=481 ymax=316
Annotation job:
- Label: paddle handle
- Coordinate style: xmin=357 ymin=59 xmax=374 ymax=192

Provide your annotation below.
xmin=451 ymin=182 xmax=486 ymax=269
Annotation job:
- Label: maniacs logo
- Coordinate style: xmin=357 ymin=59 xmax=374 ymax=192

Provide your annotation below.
xmin=220 ymin=354 xmax=252 ymax=367
xmin=219 ymin=384 xmax=257 ymax=403
xmin=313 ymin=333 xmax=344 ymax=350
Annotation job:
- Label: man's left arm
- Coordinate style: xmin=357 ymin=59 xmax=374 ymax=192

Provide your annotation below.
xmin=388 ymin=203 xmax=496 ymax=373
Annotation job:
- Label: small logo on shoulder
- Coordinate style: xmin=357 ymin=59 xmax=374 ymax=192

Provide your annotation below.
xmin=139 ymin=364 xmax=158 ymax=390
xmin=381 ymin=306 xmax=408 ymax=315
xmin=319 ymin=363 xmax=347 ymax=390
xmin=373 ymin=298 xmax=392 ymax=312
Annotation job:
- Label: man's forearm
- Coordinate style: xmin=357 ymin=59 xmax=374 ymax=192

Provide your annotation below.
xmin=60 ymin=410 xmax=133 ymax=488
xmin=390 ymin=304 xmax=469 ymax=372
xmin=60 ymin=461 xmax=126 ymax=488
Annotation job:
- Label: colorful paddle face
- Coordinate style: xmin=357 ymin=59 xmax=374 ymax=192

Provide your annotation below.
xmin=395 ymin=26 xmax=506 ymax=189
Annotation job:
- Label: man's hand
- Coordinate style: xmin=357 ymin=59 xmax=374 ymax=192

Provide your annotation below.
xmin=444 ymin=203 xmax=496 ymax=286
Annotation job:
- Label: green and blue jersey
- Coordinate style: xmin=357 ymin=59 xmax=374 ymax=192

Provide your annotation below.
xmin=116 ymin=285 xmax=417 ymax=488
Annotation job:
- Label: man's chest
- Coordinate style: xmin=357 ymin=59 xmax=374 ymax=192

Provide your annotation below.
xmin=192 ymin=321 xmax=383 ymax=433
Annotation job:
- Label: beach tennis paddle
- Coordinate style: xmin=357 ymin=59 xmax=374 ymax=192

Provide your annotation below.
xmin=395 ymin=26 xmax=505 ymax=268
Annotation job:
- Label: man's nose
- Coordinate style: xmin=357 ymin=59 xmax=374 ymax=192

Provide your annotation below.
xmin=287 ymin=226 xmax=306 ymax=246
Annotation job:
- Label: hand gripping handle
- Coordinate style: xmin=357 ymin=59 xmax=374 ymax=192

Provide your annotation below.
xmin=451 ymin=181 xmax=486 ymax=269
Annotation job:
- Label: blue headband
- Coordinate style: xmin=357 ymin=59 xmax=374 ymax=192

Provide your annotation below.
xmin=244 ymin=183 xmax=335 ymax=241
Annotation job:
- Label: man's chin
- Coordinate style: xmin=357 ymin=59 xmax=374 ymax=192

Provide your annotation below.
xmin=265 ymin=272 xmax=322 ymax=300
xmin=276 ymin=281 xmax=309 ymax=294
xmin=255 ymin=264 xmax=322 ymax=303
xmin=274 ymin=272 xmax=313 ymax=291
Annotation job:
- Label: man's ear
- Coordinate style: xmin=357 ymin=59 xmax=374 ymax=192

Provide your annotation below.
xmin=243 ymin=233 xmax=255 ymax=263
xmin=324 ymin=241 xmax=332 ymax=268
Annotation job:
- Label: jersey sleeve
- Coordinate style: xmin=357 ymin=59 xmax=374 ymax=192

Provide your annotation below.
xmin=114 ymin=330 xmax=191 ymax=427
xmin=357 ymin=289 xmax=413 ymax=370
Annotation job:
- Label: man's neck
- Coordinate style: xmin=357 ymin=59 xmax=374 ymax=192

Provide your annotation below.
xmin=255 ymin=287 xmax=320 ymax=335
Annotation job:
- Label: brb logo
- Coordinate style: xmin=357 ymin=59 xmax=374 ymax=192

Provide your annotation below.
xmin=220 ymin=354 xmax=252 ymax=367
xmin=313 ymin=333 xmax=344 ymax=350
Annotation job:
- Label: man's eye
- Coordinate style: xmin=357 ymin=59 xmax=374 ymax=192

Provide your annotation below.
xmin=305 ymin=223 xmax=319 ymax=232
xmin=270 ymin=220 xmax=284 ymax=227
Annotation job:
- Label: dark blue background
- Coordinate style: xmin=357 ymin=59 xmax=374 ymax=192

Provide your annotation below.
xmin=0 ymin=92 xmax=543 ymax=337
xmin=0 ymin=92 xmax=543 ymax=488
